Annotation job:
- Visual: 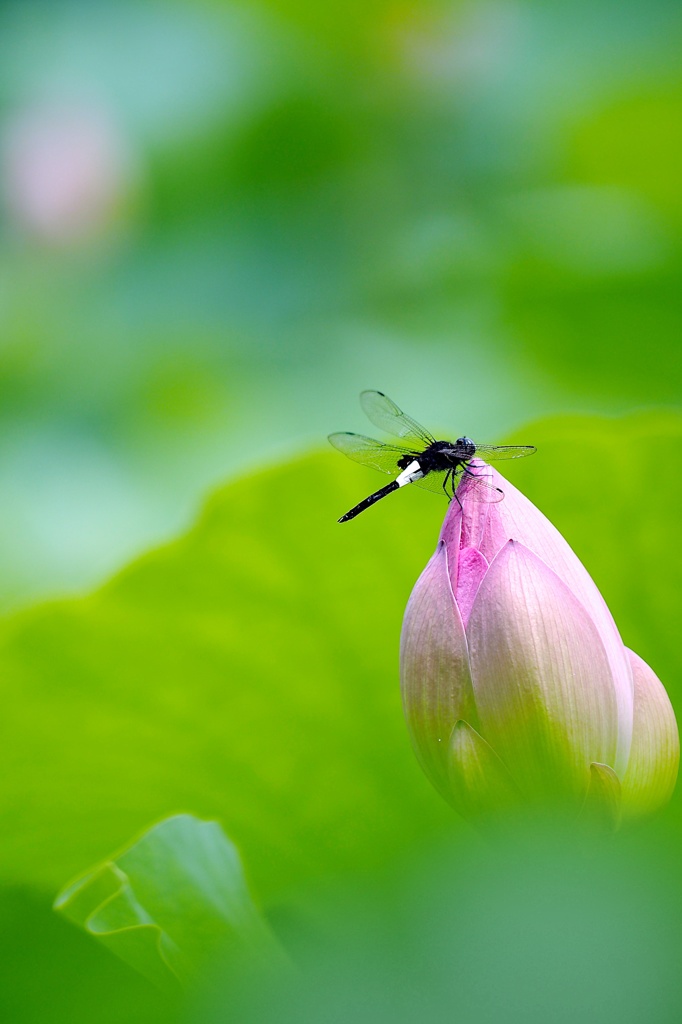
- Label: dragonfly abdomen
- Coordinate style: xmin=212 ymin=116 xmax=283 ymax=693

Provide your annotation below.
xmin=338 ymin=480 xmax=400 ymax=523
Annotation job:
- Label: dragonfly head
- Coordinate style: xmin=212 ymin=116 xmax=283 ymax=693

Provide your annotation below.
xmin=456 ymin=437 xmax=476 ymax=459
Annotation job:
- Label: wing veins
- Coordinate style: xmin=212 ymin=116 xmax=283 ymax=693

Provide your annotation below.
xmin=328 ymin=432 xmax=418 ymax=475
xmin=360 ymin=390 xmax=435 ymax=447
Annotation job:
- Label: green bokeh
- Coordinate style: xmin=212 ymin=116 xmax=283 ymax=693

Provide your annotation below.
xmin=0 ymin=888 xmax=176 ymax=1024
xmin=0 ymin=0 xmax=681 ymax=608
xmin=195 ymin=822 xmax=682 ymax=1024
xmin=1 ymin=0 xmax=681 ymax=1019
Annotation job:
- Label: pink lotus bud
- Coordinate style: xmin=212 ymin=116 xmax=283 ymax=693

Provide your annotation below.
xmin=400 ymin=462 xmax=678 ymax=826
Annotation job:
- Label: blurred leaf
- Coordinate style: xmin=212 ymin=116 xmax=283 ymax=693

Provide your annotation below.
xmin=0 ymin=412 xmax=680 ymax=910
xmin=193 ymin=821 xmax=682 ymax=1024
xmin=0 ymin=886 xmax=175 ymax=1024
xmin=0 ymin=452 xmax=451 ymax=901
xmin=505 ymin=270 xmax=682 ymax=405
xmin=570 ymin=88 xmax=682 ymax=220
xmin=55 ymin=814 xmax=281 ymax=990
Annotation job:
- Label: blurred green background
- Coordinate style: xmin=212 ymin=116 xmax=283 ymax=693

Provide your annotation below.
xmin=2 ymin=0 xmax=680 ymax=611
xmin=1 ymin=0 xmax=682 ymax=1021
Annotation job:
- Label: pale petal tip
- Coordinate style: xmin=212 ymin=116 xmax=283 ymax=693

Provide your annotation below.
xmin=621 ymin=649 xmax=679 ymax=820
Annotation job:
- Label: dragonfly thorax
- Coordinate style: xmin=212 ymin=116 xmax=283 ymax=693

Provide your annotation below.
xmin=397 ymin=438 xmax=476 ymax=476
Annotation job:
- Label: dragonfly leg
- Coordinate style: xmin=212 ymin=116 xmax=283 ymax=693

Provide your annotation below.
xmin=441 ymin=469 xmax=452 ymax=499
xmin=448 ymin=468 xmax=464 ymax=510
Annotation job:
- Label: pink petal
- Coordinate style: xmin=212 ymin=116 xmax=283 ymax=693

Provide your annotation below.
xmin=466 ymin=541 xmax=619 ymax=804
xmin=458 ymin=466 xmax=493 ymax=551
xmin=471 ymin=465 xmax=634 ymax=777
xmin=621 ymin=649 xmax=679 ymax=820
xmin=480 ymin=502 xmax=509 ymax=566
xmin=400 ymin=541 xmax=476 ymax=798
xmin=455 ymin=547 xmax=489 ymax=628
xmin=438 ymin=501 xmax=462 ymax=594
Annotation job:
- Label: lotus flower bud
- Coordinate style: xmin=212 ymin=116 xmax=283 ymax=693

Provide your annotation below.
xmin=400 ymin=462 xmax=678 ymax=827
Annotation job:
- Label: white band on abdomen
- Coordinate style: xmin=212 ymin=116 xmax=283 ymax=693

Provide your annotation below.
xmin=395 ymin=460 xmax=424 ymax=487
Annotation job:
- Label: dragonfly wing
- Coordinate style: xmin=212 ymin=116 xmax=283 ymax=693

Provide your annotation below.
xmin=457 ymin=474 xmax=505 ymax=504
xmin=468 ymin=444 xmax=537 ymax=460
xmin=360 ymin=391 xmax=435 ymax=447
xmin=328 ymin=432 xmax=416 ymax=475
xmin=413 ymin=468 xmax=502 ymax=500
xmin=411 ymin=470 xmax=450 ymax=495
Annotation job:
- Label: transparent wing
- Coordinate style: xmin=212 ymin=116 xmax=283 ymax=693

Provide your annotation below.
xmin=467 ymin=444 xmax=536 ymax=461
xmin=414 ymin=469 xmax=505 ymax=501
xmin=360 ymin=391 xmax=435 ymax=447
xmin=328 ymin=432 xmax=417 ymax=475
xmin=411 ymin=470 xmax=450 ymax=495
xmin=458 ymin=474 xmax=505 ymax=504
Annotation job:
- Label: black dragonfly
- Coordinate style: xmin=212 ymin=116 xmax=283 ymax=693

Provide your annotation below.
xmin=329 ymin=391 xmax=536 ymax=523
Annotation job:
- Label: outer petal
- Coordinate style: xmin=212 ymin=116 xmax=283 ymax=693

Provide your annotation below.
xmin=621 ymin=649 xmax=679 ymax=820
xmin=455 ymin=547 xmax=489 ymax=628
xmin=466 ymin=541 xmax=619 ymax=804
xmin=447 ymin=720 xmax=520 ymax=821
xmin=448 ymin=463 xmax=635 ymax=777
xmin=400 ymin=541 xmax=477 ymax=797
xmin=438 ymin=499 xmax=462 ymax=595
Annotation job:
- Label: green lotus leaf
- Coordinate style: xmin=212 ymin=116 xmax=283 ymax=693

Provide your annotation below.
xmin=54 ymin=814 xmax=280 ymax=989
xmin=0 ymin=411 xmax=678 ymax=912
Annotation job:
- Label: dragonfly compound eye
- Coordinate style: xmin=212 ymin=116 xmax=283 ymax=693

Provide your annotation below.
xmin=456 ymin=437 xmax=477 ymax=459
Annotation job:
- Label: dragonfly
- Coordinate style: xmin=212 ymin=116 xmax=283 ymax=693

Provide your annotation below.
xmin=329 ymin=391 xmax=537 ymax=523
